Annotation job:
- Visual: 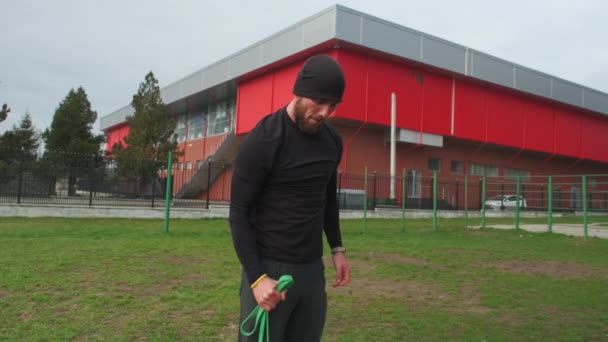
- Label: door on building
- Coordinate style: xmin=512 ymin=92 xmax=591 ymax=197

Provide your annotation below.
xmin=570 ymin=187 xmax=581 ymax=210
xmin=407 ymin=170 xmax=422 ymax=209
xmin=552 ymin=187 xmax=562 ymax=210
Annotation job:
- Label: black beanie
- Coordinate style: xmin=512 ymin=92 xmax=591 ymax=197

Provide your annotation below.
xmin=293 ymin=55 xmax=345 ymax=102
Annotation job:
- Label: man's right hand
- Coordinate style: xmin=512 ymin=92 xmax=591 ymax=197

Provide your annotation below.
xmin=252 ymin=277 xmax=286 ymax=312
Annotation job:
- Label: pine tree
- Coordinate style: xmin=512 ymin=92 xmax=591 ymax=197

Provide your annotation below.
xmin=0 ymin=103 xmax=10 ymax=124
xmin=111 ymin=72 xmax=179 ymax=186
xmin=43 ymin=87 xmax=103 ymax=155
xmin=0 ymin=112 xmax=40 ymax=162
xmin=42 ymin=87 xmax=104 ymax=195
xmin=0 ymin=113 xmax=40 ymax=187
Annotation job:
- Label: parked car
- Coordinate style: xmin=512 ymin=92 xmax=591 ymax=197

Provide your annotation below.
xmin=485 ymin=195 xmax=527 ymax=210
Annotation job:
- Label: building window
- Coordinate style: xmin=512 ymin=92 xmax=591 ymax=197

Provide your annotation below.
xmin=197 ymin=160 xmax=204 ymax=169
xmin=407 ymin=170 xmax=422 ymax=198
xmin=504 ymin=168 xmax=530 ymax=180
xmin=229 ymin=98 xmax=236 ymax=132
xmin=588 ymin=178 xmax=597 ymax=188
xmin=207 ymin=101 xmax=230 ymax=136
xmin=186 ymin=161 xmax=192 ymax=170
xmin=428 ymin=158 xmax=441 ymax=172
xmin=175 ymin=115 xmax=187 ymax=142
xmin=470 ymin=163 xmax=498 ymax=177
xmin=187 ymin=112 xmax=205 ymax=140
xmin=469 ymin=163 xmax=483 ymax=176
xmin=450 ymin=160 xmax=463 ymax=174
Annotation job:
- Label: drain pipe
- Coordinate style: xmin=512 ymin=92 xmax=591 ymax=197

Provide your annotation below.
xmin=390 ymin=92 xmax=397 ymax=200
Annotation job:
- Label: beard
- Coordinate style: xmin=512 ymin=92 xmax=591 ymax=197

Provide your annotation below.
xmin=294 ymin=98 xmax=324 ymax=134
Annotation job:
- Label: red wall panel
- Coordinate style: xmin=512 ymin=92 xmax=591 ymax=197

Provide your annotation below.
xmin=236 ymin=51 xmax=338 ymax=134
xmin=271 ymin=62 xmax=302 ymax=111
xmin=105 ymin=125 xmax=129 ymax=151
xmin=366 ymin=58 xmax=423 ymax=129
xmin=454 ymin=80 xmax=486 ymax=142
xmin=233 ymin=48 xmax=608 ymax=163
xmin=366 ymin=58 xmax=402 ymax=126
xmin=486 ymin=91 xmax=524 ymax=147
xmin=523 ymin=101 xmax=554 ymax=154
xmin=422 ymin=72 xmax=452 ymax=135
xmin=395 ymin=66 xmax=423 ymax=131
xmin=336 ymin=50 xmax=367 ymax=121
xmin=106 ymin=130 xmax=117 ymax=151
xmin=554 ymin=108 xmax=582 ymax=158
xmin=582 ymin=116 xmax=608 ymax=162
xmin=236 ymin=73 xmax=273 ymax=134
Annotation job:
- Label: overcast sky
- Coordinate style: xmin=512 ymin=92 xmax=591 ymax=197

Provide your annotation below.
xmin=1 ymin=0 xmax=606 ymax=136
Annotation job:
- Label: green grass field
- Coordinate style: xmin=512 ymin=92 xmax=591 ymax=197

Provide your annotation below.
xmin=1 ymin=217 xmax=607 ymax=341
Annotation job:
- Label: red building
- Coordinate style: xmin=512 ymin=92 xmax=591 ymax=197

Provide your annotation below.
xmin=101 ymin=5 xmax=608 ymax=210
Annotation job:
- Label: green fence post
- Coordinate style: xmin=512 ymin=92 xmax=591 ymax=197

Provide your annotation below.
xmin=151 ymin=165 xmax=156 ymax=208
xmin=372 ymin=171 xmax=377 ymax=210
xmin=401 ymin=168 xmax=406 ymax=233
xmin=464 ymin=174 xmax=468 ymax=228
xmin=582 ymin=175 xmax=588 ymax=239
xmin=548 ymin=176 xmax=553 ymax=233
xmin=16 ymin=159 xmax=23 ymax=204
xmin=364 ymin=166 xmax=368 ymax=236
xmin=481 ymin=176 xmax=486 ymax=229
xmin=433 ymin=171 xmax=438 ymax=231
xmin=163 ymin=151 xmax=174 ymax=234
xmin=516 ymin=175 xmax=521 ymax=231
xmin=206 ymin=160 xmax=212 ymax=209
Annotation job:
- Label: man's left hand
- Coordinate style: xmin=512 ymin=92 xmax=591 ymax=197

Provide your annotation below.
xmin=331 ymin=252 xmax=350 ymax=287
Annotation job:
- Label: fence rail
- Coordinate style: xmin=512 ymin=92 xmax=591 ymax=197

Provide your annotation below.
xmin=0 ymin=149 xmax=231 ymax=208
xmin=2 ymin=149 xmax=608 ymax=218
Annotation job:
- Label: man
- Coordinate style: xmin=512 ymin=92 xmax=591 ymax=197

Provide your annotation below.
xmin=229 ymin=54 xmax=351 ymax=342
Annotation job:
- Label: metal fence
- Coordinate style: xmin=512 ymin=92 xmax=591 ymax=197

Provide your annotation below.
xmin=346 ymin=170 xmax=608 ymax=213
xmin=2 ymin=148 xmax=607 ymax=217
xmin=0 ymin=148 xmax=231 ymax=208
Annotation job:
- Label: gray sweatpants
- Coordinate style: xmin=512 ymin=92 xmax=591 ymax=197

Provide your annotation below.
xmin=239 ymin=258 xmax=327 ymax=342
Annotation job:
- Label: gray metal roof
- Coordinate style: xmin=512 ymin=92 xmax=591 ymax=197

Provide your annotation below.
xmin=100 ymin=4 xmax=608 ymax=130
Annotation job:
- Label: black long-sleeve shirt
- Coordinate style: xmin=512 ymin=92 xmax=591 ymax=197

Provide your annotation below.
xmin=229 ymin=107 xmax=343 ymax=285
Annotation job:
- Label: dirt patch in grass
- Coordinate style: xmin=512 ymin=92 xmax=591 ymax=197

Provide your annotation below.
xmin=113 ymin=272 xmax=205 ymax=296
xmin=492 ymin=311 xmax=526 ymax=328
xmin=345 ymin=277 xmax=442 ymax=302
xmin=325 ymin=257 xmax=377 ymax=275
xmin=0 ymin=287 xmax=16 ymax=298
xmin=482 ymin=260 xmax=608 ymax=280
xmin=338 ymin=277 xmax=491 ymax=315
xmin=160 ymin=254 xmax=208 ymax=266
xmin=332 ymin=251 xmax=434 ymax=273
xmin=217 ymin=322 xmax=238 ymax=341
xmin=19 ymin=311 xmax=33 ymax=321
xmin=369 ymin=252 xmax=430 ymax=267
xmin=326 ymin=253 xmax=490 ymax=315
xmin=452 ymin=282 xmax=492 ymax=315
xmin=141 ymin=253 xmax=208 ymax=267
xmin=71 ymin=261 xmax=207 ymax=298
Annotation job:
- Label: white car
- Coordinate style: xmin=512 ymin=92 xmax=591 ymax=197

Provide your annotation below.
xmin=485 ymin=195 xmax=527 ymax=210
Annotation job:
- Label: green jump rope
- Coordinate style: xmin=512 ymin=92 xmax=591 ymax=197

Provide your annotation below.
xmin=240 ymin=275 xmax=294 ymax=342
